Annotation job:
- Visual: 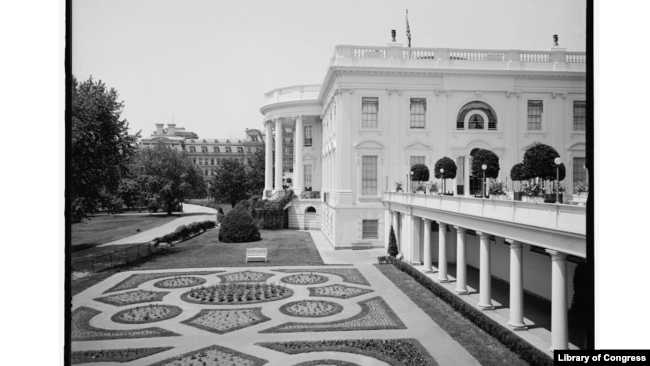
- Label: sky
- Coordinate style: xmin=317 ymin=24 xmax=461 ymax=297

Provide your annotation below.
xmin=73 ymin=0 xmax=586 ymax=140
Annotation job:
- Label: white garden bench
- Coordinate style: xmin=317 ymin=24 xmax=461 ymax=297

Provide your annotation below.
xmin=246 ymin=248 xmax=268 ymax=263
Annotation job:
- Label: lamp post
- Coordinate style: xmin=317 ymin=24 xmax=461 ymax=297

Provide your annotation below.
xmin=410 ymin=171 xmax=414 ymax=193
xmin=481 ymin=164 xmax=487 ymax=198
xmin=554 ymin=157 xmax=562 ymax=204
xmin=440 ymin=168 xmax=445 ymax=194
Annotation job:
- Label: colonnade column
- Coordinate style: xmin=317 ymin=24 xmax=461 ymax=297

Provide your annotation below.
xmin=546 ymin=249 xmax=569 ymax=351
xmin=437 ymin=222 xmax=449 ymax=282
xmin=507 ymin=239 xmax=527 ymax=330
xmin=422 ymin=219 xmax=433 ymax=272
xmin=454 ymin=226 xmax=468 ymax=293
xmin=274 ymin=118 xmax=283 ymax=192
xmin=264 ymin=120 xmax=273 ymax=196
xmin=294 ymin=115 xmax=304 ymax=193
xmin=394 ymin=212 xmax=401 ymax=252
xmin=464 ymin=156 xmax=471 ymax=196
xmin=477 ymin=231 xmax=494 ymax=309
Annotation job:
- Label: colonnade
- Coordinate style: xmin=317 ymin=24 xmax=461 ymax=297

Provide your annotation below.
xmin=263 ymin=116 xmax=306 ymax=197
xmin=390 ymin=210 xmax=570 ymax=352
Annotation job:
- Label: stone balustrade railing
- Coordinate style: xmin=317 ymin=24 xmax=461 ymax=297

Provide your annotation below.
xmin=384 ymin=192 xmax=586 ymax=235
xmin=264 ymin=84 xmax=322 ymax=105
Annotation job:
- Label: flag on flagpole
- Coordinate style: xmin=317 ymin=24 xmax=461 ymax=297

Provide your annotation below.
xmin=406 ymin=9 xmax=412 ymax=48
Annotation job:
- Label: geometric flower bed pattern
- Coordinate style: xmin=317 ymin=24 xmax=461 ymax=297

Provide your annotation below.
xmin=147 ymin=344 xmax=268 ymax=366
xmin=308 ymin=284 xmax=374 ymax=299
xmin=274 ymin=268 xmax=370 ymax=286
xmin=103 ymin=271 xmax=224 ymax=293
xmin=70 ymin=347 xmax=173 ymax=365
xmin=216 ymin=271 xmax=275 ymax=283
xmin=181 ymin=308 xmax=271 ymax=334
xmin=71 ymin=307 xmax=180 ymax=341
xmin=292 ymin=361 xmax=361 ymax=366
xmin=111 ymin=304 xmax=183 ymax=324
xmin=280 ymin=273 xmax=329 ymax=285
xmin=260 ymin=296 xmax=406 ymax=333
xmin=153 ymin=276 xmax=207 ymax=289
xmin=181 ymin=283 xmax=293 ymax=305
xmin=94 ymin=290 xmax=169 ymax=307
xmin=279 ymin=300 xmax=343 ymax=318
xmin=258 ymin=339 xmax=437 ymax=366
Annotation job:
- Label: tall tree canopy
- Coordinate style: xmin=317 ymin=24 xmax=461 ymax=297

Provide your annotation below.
xmin=434 ymin=157 xmax=457 ymax=179
xmin=210 ymin=158 xmax=249 ymax=207
xmin=470 ymin=148 xmax=500 ymax=179
xmin=522 ymin=142 xmax=562 ymax=180
xmin=246 ymin=147 xmax=266 ymax=197
xmin=131 ymin=142 xmax=206 ymax=214
xmin=71 ymin=76 xmax=141 ymax=210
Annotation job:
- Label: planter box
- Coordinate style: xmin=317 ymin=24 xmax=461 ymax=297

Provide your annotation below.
xmin=572 ymin=194 xmax=588 ymax=205
xmin=544 ymin=193 xmax=563 ymax=204
xmin=513 ymin=192 xmax=523 ymax=201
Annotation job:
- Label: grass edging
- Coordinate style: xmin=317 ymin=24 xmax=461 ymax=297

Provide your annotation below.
xmin=378 ymin=255 xmax=553 ymax=366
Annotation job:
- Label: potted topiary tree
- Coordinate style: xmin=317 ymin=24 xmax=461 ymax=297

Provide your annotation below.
xmin=434 ymin=157 xmax=457 ymax=196
xmin=543 ymin=162 xmax=566 ymax=203
xmin=410 ymin=164 xmax=429 ymax=194
xmin=522 ymin=142 xmax=565 ymax=203
xmin=387 ymin=226 xmax=398 ymax=257
xmin=510 ymin=163 xmax=525 ymax=201
xmin=470 ymin=148 xmax=500 ymax=198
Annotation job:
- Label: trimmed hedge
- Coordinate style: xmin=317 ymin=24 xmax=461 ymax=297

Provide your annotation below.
xmin=378 ymin=255 xmax=553 ymax=366
xmin=218 ymin=206 xmax=262 ymax=243
xmin=152 ymin=220 xmax=215 ymax=246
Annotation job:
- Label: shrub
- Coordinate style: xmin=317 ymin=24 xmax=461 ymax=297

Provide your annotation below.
xmin=522 ymin=142 xmax=562 ymax=180
xmin=387 ymin=226 xmax=398 ymax=257
xmin=383 ymin=256 xmax=553 ymax=366
xmin=218 ymin=206 xmax=262 ymax=243
xmin=147 ymin=200 xmax=160 ymax=213
xmin=510 ymin=163 xmax=526 ymax=182
xmin=470 ymin=148 xmax=500 ymax=179
xmin=410 ymin=163 xmax=429 ymax=182
xmin=174 ymin=225 xmax=190 ymax=239
xmin=434 ymin=157 xmax=457 ymax=179
xmin=217 ymin=212 xmax=225 ymax=223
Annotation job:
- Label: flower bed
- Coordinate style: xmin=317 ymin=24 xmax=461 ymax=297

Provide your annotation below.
xmin=292 ymin=361 xmax=360 ymax=366
xmin=280 ymin=273 xmax=329 ymax=285
xmin=279 ymin=300 xmax=343 ymax=318
xmin=94 ymin=290 xmax=169 ymax=307
xmin=260 ymin=296 xmax=405 ymax=333
xmin=153 ymin=276 xmax=206 ymax=289
xmin=71 ymin=347 xmax=173 ymax=364
xmin=181 ymin=283 xmax=293 ymax=305
xmin=274 ymin=268 xmax=370 ymax=286
xmin=148 ymin=344 xmax=268 ymax=366
xmin=217 ymin=270 xmax=275 ymax=283
xmin=111 ymin=304 xmax=182 ymax=324
xmin=104 ymin=271 xmax=224 ymax=293
xmin=308 ymin=284 xmax=374 ymax=299
xmin=181 ymin=308 xmax=270 ymax=334
xmin=71 ymin=307 xmax=179 ymax=341
xmin=257 ymin=338 xmax=437 ymax=366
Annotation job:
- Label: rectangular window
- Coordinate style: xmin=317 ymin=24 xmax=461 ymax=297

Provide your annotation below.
xmin=189 ymin=146 xmax=196 ymax=152
xmin=362 ymin=97 xmax=379 ymax=129
xmin=214 ymin=146 xmax=220 ymax=153
xmin=573 ymin=101 xmax=586 ymax=131
xmin=573 ymin=157 xmax=587 ymax=187
xmin=247 ymin=147 xmax=251 ymax=153
xmin=362 ymin=220 xmax=379 ymax=239
xmin=457 ymin=156 xmax=464 ymax=195
xmin=201 ymin=147 xmax=208 ymax=153
xmin=304 ymin=126 xmax=313 ymax=146
xmin=210 ymin=158 xmax=214 ymax=165
xmin=226 ymin=147 xmax=232 ymax=153
xmin=410 ymin=156 xmax=425 ymax=167
xmin=304 ymin=165 xmax=312 ymax=188
xmin=361 ymin=156 xmax=378 ymax=195
xmin=410 ymin=98 xmax=426 ymax=128
xmin=527 ymin=100 xmax=543 ymax=131
xmin=238 ymin=147 xmax=244 ymax=153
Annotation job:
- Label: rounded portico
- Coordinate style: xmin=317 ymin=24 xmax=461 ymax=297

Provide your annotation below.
xmin=260 ymin=84 xmax=324 ymax=199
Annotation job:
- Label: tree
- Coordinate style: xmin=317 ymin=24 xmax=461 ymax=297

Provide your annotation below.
xmin=211 ymin=158 xmax=248 ymax=207
xmin=131 ymin=142 xmax=206 ymax=214
xmin=387 ymin=226 xmax=399 ymax=257
xmin=470 ymin=148 xmax=500 ymax=179
xmin=71 ymin=76 xmax=141 ymax=213
xmin=118 ymin=178 xmax=143 ymax=209
xmin=522 ymin=142 xmax=561 ymax=180
xmin=218 ymin=206 xmax=262 ymax=243
xmin=510 ymin=163 xmax=525 ymax=182
xmin=410 ymin=164 xmax=429 ymax=182
xmin=246 ymin=147 xmax=266 ymax=196
xmin=434 ymin=157 xmax=457 ymax=179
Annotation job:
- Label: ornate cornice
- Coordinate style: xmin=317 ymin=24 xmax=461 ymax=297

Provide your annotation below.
xmin=386 ymin=89 xmax=403 ymax=95
xmin=506 ymin=91 xmax=522 ymax=98
xmin=434 ymin=89 xmax=452 ymax=96
xmin=475 ymin=91 xmax=482 ymax=98
xmin=552 ymin=92 xmax=568 ymax=98
xmin=259 ymin=100 xmax=322 ymax=116
xmin=330 ymin=67 xmax=586 ymax=80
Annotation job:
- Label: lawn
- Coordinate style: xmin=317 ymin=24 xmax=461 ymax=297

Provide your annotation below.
xmin=374 ymin=264 xmax=531 ymax=366
xmin=71 ymin=229 xmax=324 ymax=296
xmin=71 ymin=214 xmax=179 ymax=247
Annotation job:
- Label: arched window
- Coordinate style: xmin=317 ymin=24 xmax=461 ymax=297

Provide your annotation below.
xmin=305 ymin=207 xmax=317 ymax=213
xmin=456 ymin=101 xmax=497 ymax=131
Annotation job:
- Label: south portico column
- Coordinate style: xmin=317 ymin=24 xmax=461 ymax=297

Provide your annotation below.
xmin=477 ymin=231 xmax=494 ymax=309
xmin=422 ymin=218 xmax=433 ymax=272
xmin=274 ymin=118 xmax=283 ymax=193
xmin=393 ymin=211 xmax=401 ymax=252
xmin=507 ymin=238 xmax=527 ymax=330
xmin=454 ymin=226 xmax=468 ymax=294
xmin=546 ymin=249 xmax=569 ymax=352
xmin=264 ymin=120 xmax=273 ymax=197
xmin=293 ymin=115 xmax=304 ymax=194
xmin=437 ymin=222 xmax=449 ymax=282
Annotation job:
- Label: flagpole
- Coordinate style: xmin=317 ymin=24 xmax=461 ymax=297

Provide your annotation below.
xmin=406 ymin=9 xmax=412 ymax=58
